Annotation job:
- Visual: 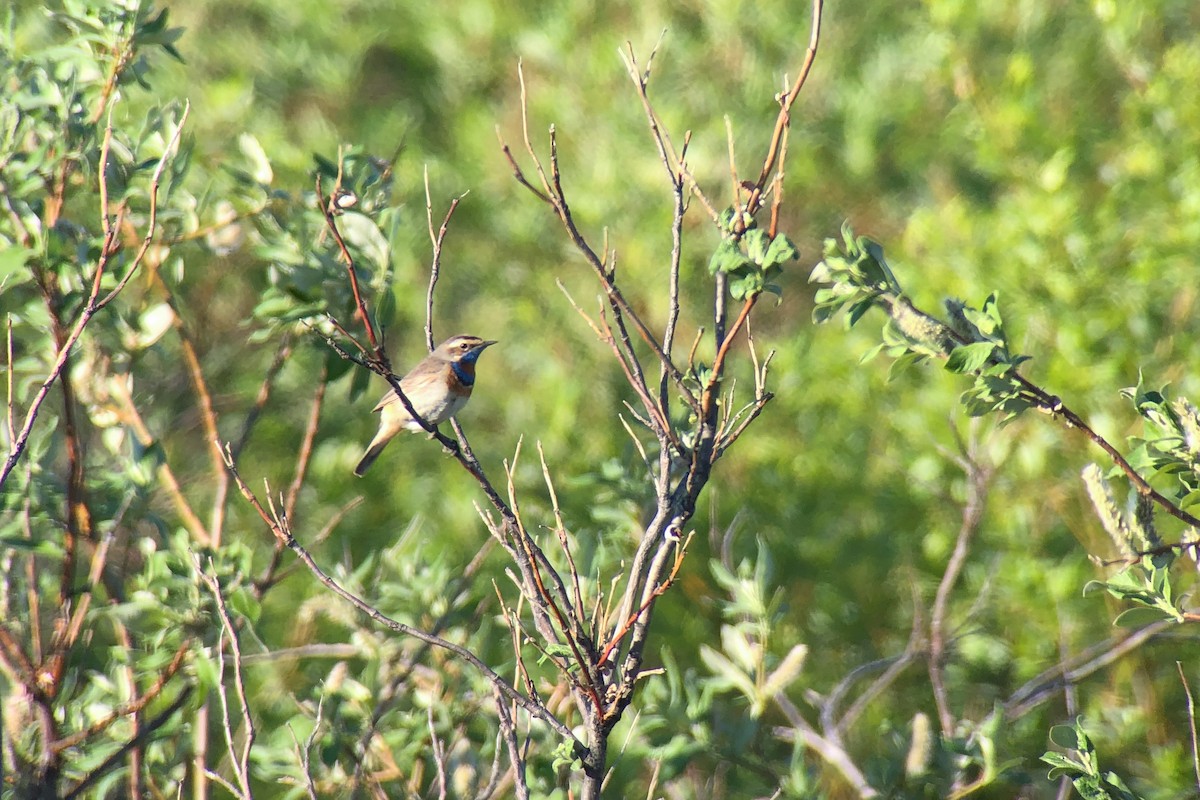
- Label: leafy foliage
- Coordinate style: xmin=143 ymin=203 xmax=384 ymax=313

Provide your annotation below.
xmin=5 ymin=0 xmax=1200 ymax=798
xmin=1042 ymin=718 xmax=1144 ymax=800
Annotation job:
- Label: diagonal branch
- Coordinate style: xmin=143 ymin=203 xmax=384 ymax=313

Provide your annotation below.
xmin=63 ymin=688 xmax=193 ymax=800
xmin=52 ymin=641 xmax=191 ymax=752
xmin=220 ymin=445 xmax=582 ymax=750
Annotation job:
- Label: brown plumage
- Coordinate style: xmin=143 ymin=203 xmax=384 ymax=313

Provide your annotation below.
xmin=354 ymin=335 xmax=496 ymax=476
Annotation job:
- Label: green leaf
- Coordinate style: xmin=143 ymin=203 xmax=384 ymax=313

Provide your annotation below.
xmin=228 ymin=590 xmax=261 ymax=624
xmin=699 ymin=644 xmax=758 ymax=701
xmin=192 ymin=650 xmax=221 ymax=691
xmin=0 ymin=247 xmax=33 ymax=282
xmin=764 ymin=233 xmax=799 ymax=267
xmin=808 ymin=259 xmax=833 ymax=284
xmin=744 ymin=229 xmax=769 ymax=264
xmin=887 ymin=351 xmax=927 ymax=381
xmin=846 ymin=297 xmax=876 ymax=326
xmin=1112 ymin=606 xmax=1176 ymax=627
xmin=761 ymin=644 xmax=808 ymax=697
xmin=1049 ymin=724 xmax=1083 ymax=750
xmin=1042 ymin=752 xmax=1085 ymax=779
xmin=374 ymin=287 xmax=396 ymax=330
xmin=709 ymin=239 xmax=749 ymax=275
xmin=945 ymin=341 xmax=997 ymax=374
xmin=237 ymin=133 xmax=273 ymax=184
xmin=729 ymin=271 xmax=764 ymax=300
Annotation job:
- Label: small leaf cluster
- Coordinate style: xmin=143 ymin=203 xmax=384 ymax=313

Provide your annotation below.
xmin=24 ymin=534 xmax=259 ymax=791
xmin=1041 ymin=719 xmax=1143 ymax=800
xmin=943 ymin=295 xmax=1035 ymax=422
xmin=808 ymin=221 xmax=902 ymax=325
xmin=45 ymin=1 xmax=183 ymax=88
xmin=249 ymin=535 xmax=542 ymax=799
xmin=0 ymin=4 xmax=187 ymax=290
xmin=1080 ymin=463 xmax=1185 ymax=626
xmin=708 ymin=208 xmax=798 ymax=300
xmin=1071 ymin=382 xmax=1200 ymax=627
xmin=1082 ymin=483 xmax=1177 ymax=621
xmin=812 ymin=226 xmax=1039 ymax=422
xmin=1083 ymin=558 xmax=1183 ymax=627
xmin=1122 ymin=380 xmax=1200 ymax=509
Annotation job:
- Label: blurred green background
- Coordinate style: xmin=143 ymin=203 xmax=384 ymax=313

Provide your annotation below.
xmin=8 ymin=0 xmax=1200 ymax=796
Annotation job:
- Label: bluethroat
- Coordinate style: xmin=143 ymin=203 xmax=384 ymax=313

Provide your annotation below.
xmin=353 ymin=334 xmax=497 ymax=476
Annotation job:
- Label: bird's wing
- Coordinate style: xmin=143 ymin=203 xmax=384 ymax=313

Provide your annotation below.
xmin=371 ymin=389 xmax=398 ymax=413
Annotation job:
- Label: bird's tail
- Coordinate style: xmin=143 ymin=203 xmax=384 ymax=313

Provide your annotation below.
xmin=353 ymin=437 xmax=389 ymax=477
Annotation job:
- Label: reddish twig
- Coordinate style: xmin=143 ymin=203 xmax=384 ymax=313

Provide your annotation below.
xmin=504 ymin=453 xmax=604 ymax=716
xmin=497 ymin=83 xmax=699 ymax=413
xmin=598 ymin=533 xmax=690 ymax=667
xmin=702 ymin=295 xmax=758 ymax=418
xmin=109 ymin=373 xmax=210 ymax=544
xmin=315 ymin=173 xmax=381 ymax=356
xmin=745 ymin=0 xmax=824 ymax=215
xmin=62 ymin=687 xmax=194 ymax=800
xmin=52 ymin=641 xmax=191 ymax=752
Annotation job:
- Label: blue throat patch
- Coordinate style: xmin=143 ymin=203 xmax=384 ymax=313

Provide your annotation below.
xmin=451 ymin=360 xmax=475 ymax=386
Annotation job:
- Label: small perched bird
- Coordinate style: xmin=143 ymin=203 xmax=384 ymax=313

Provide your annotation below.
xmin=354 ymin=334 xmax=497 ymax=477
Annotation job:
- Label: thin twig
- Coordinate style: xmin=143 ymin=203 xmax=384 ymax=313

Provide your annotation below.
xmin=52 ymin=641 xmax=190 ymax=751
xmin=889 ymin=294 xmax=1200 ymax=531
xmin=502 ymin=445 xmax=604 ymax=714
xmin=424 ymin=169 xmax=468 ymax=352
xmin=773 ymin=694 xmax=879 ymax=799
xmin=929 ymin=436 xmax=993 ymax=736
xmin=315 ymin=172 xmax=382 ymax=356
xmin=599 ymin=533 xmax=690 ymax=667
xmin=499 ymin=66 xmax=699 ymax=412
xmin=169 ymin=298 xmax=228 ymax=543
xmin=109 ymin=373 xmax=210 ymax=544
xmin=220 ymin=447 xmax=581 ymax=748
xmin=285 ymin=364 xmax=325 ymax=518
xmin=538 ymin=442 xmax=586 ymax=625
xmin=1003 ymin=621 xmax=1172 ymax=718
xmin=745 ymin=0 xmax=824 ymax=213
xmin=62 ymin=687 xmax=193 ymax=800
xmin=428 ymin=706 xmax=449 ymax=800
xmin=833 ymin=584 xmax=926 ymax=736
xmin=197 ymin=555 xmax=255 ymax=799
xmin=232 ymin=334 xmax=295 ymax=461
xmin=1180 ymin=662 xmax=1200 ymax=792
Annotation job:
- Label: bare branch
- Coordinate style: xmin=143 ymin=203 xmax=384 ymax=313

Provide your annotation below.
xmin=424 ymin=169 xmax=468 ymax=351
xmin=220 ymin=447 xmax=581 ymax=748
xmin=197 ymin=555 xmax=255 ymax=799
xmin=929 ymin=434 xmax=993 ymax=736
xmin=1181 ymin=662 xmax=1200 ymax=793
xmin=315 ymin=169 xmax=383 ymax=358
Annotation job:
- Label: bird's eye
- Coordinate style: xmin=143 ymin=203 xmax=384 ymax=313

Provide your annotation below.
xmin=460 ymin=342 xmax=470 ymax=350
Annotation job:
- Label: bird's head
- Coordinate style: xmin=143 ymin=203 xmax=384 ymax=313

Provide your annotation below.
xmin=436 ymin=334 xmax=497 ymax=364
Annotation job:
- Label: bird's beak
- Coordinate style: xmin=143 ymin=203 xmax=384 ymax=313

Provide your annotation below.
xmin=481 ymin=340 xmax=498 ymax=348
